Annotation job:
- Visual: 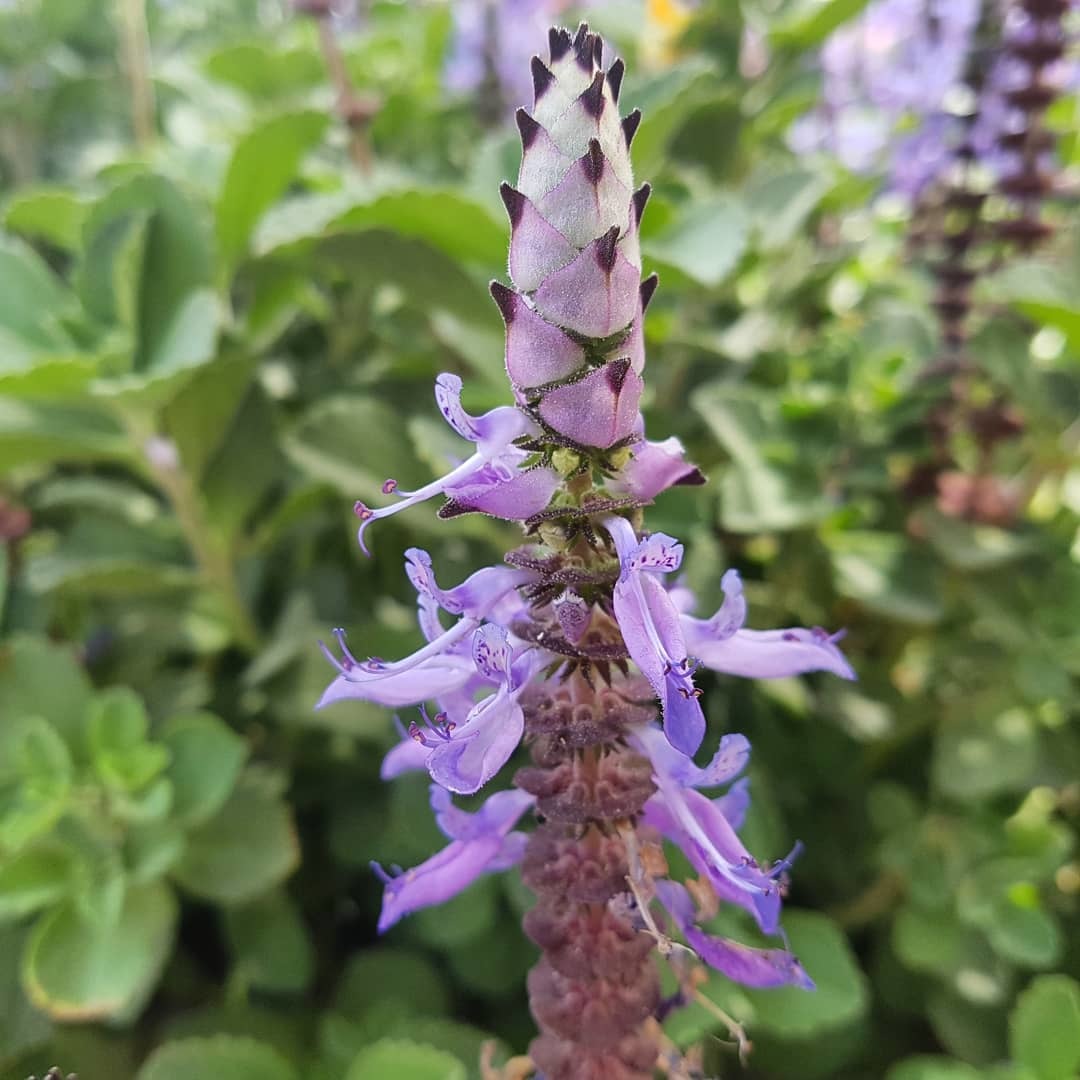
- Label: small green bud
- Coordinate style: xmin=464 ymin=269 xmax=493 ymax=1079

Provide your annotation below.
xmin=538 ymin=522 xmax=570 ymax=551
xmin=552 ymin=448 xmax=581 ymax=476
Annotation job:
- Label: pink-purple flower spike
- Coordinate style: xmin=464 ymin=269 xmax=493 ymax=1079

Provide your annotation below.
xmin=320 ymin=23 xmax=855 ymax=1076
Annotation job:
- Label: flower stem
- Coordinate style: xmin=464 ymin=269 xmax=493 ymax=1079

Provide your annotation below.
xmin=115 ymin=0 xmax=156 ymax=149
xmin=122 ymin=414 xmax=261 ymax=652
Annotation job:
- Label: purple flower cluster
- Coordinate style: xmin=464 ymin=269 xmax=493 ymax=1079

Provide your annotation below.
xmin=789 ymin=0 xmax=982 ymax=196
xmin=322 ymin=23 xmax=855 ymax=1027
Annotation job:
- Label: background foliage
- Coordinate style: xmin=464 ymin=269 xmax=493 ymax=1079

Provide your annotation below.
xmin=1 ymin=0 xmax=1078 ymax=1077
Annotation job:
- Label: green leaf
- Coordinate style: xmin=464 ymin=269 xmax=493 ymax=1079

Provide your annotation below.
xmin=885 ymin=1058 xmax=983 ymax=1080
xmin=171 ymin=771 xmax=298 ymax=904
xmin=163 ymin=351 xmax=258 ymax=480
xmin=203 ymin=40 xmax=324 ymax=100
xmin=984 ymin=900 xmax=1062 ymax=970
xmin=24 ymin=517 xmax=196 ymax=597
xmin=311 ymin=229 xmax=496 ymax=327
xmin=162 ymin=712 xmax=247 ymax=827
xmin=413 ymin=876 xmax=497 ymax=949
xmin=78 ymin=175 xmax=215 ymax=380
xmin=746 ymin=168 xmax=831 ymax=251
xmin=919 ymin=509 xmax=1034 ymax=572
xmin=0 ymin=717 xmax=73 ymax=854
xmin=719 ymin=459 xmax=832 ymax=532
xmin=0 ymin=236 xmax=76 ymax=353
xmin=986 ymin=260 xmax=1080 ymax=354
xmin=0 ymin=636 xmax=91 ymax=748
xmin=345 ymin=1039 xmax=466 ymax=1080
xmin=23 ymin=881 xmax=177 ymax=1021
xmin=95 ymin=289 xmax=221 ymax=402
xmin=893 ymin=906 xmax=970 ymax=977
xmin=198 ymin=385 xmax=285 ymax=540
xmin=224 ymin=891 xmax=314 ymax=995
xmin=927 ymin=989 xmax=1009 ymax=1065
xmin=217 ymin=110 xmax=328 ymax=270
xmin=124 ymin=820 xmax=186 ymax=886
xmin=622 ymin=60 xmax=721 ymax=179
xmin=0 ymin=845 xmax=74 ymax=922
xmin=255 ymin=187 xmax=507 ymax=268
xmin=136 ymin=1035 xmax=299 ymax=1080
xmin=86 ymin=688 xmax=169 ymax=793
xmin=0 ymin=398 xmax=129 ymax=472
xmin=283 ymin=394 xmax=429 ymax=500
xmin=334 ymin=948 xmax=450 ymax=1022
xmin=0 ymin=925 xmax=52 ymax=1065
xmin=643 ymin=195 xmax=749 ymax=287
xmin=319 ymin=1013 xmax=503 ymax=1080
xmin=771 ymin=0 xmax=874 ymax=47
xmin=4 ymin=186 xmax=89 ymax=251
xmin=829 ymin=532 xmax=945 ymax=625
xmin=932 ymin=710 xmax=1039 ymax=801
xmin=1010 ymin=976 xmax=1080 ymax=1080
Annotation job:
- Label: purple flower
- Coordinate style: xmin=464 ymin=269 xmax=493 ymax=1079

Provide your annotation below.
xmin=789 ymin=0 xmax=982 ymax=196
xmin=425 ymin=625 xmax=545 ymax=794
xmin=319 ymin=549 xmax=544 ymax=793
xmin=680 ymin=569 xmax=856 ymax=682
xmin=607 ymin=435 xmax=705 ymax=502
xmin=605 ymin=518 xmax=854 ymax=755
xmin=654 ymin=880 xmax=814 ymax=990
xmin=354 ymin=373 xmax=558 ymax=553
xmin=373 ymin=784 xmax=535 ymax=932
xmin=633 ymin=724 xmax=792 ymax=936
xmin=605 ymin=514 xmax=707 ymax=756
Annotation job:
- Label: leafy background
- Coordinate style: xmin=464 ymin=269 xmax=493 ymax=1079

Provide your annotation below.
xmin=1 ymin=0 xmax=1078 ymax=1078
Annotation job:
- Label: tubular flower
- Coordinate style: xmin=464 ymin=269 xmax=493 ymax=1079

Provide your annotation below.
xmin=374 ymin=784 xmax=535 ymax=932
xmin=321 ymin=23 xmax=856 ymax=1074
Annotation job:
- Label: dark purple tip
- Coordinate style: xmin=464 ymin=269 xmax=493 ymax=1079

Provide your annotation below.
xmin=573 ymin=30 xmax=596 ymax=71
xmin=581 ymin=71 xmax=606 ymax=118
xmin=500 ymin=182 xmax=526 ymax=227
xmin=640 ymin=273 xmax=659 ymax=312
xmin=622 ymin=109 xmax=642 ymax=148
xmin=582 ymin=139 xmax=605 ymax=185
xmin=595 ymin=225 xmax=620 ymax=272
xmin=632 ymin=183 xmax=651 ymax=225
xmin=489 ymin=281 xmax=517 ymax=324
xmin=531 ymin=56 xmax=555 ymax=102
xmin=573 ymin=22 xmax=590 ymax=49
xmin=593 ymin=36 xmax=603 ymax=68
xmin=676 ymin=467 xmax=707 ymax=487
xmin=516 ymin=107 xmax=541 ymax=150
xmin=549 ymin=26 xmax=571 ymax=62
xmin=607 ymin=58 xmax=624 ymax=103
xmin=606 ymin=357 xmax=632 ymax=393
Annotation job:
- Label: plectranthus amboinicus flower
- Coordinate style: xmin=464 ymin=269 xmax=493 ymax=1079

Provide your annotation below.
xmin=788 ymin=0 xmax=982 ymax=197
xmin=320 ymin=24 xmax=854 ymax=1078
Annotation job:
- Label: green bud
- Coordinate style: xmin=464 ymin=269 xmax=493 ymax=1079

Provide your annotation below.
xmin=537 ymin=522 xmax=569 ymax=552
xmin=552 ymin=448 xmax=581 ymax=476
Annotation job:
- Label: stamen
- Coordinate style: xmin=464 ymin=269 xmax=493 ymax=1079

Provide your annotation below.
xmin=354 ymin=501 xmax=373 ymax=520
xmin=768 ymin=841 xmax=804 ymax=879
xmin=370 ymin=860 xmax=394 ymax=884
xmin=382 ymin=478 xmax=398 ymax=494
